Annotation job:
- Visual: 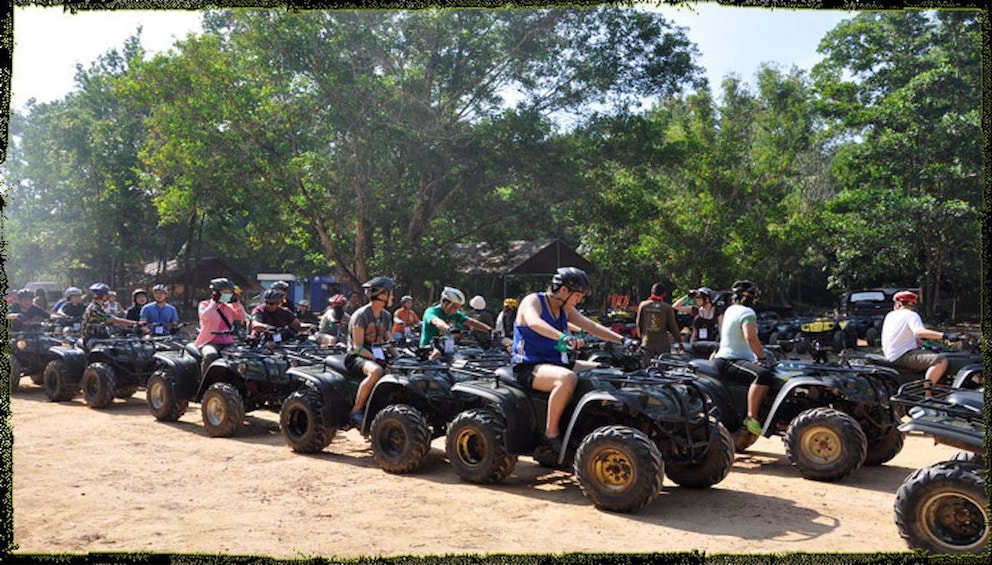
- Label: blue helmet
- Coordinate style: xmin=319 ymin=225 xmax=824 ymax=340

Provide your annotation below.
xmin=88 ymin=282 xmax=111 ymax=296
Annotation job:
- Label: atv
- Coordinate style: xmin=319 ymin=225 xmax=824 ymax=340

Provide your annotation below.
xmin=443 ymin=356 xmax=734 ymax=514
xmin=842 ymin=336 xmax=982 ymax=389
xmin=889 ymin=380 xmax=986 ymax=554
xmin=9 ymin=320 xmax=74 ymax=392
xmin=660 ymin=353 xmax=904 ymax=482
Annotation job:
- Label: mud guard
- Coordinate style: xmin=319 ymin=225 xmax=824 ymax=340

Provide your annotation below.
xmin=153 ymin=350 xmax=201 ymax=400
xmin=47 ymin=345 xmax=87 ymax=385
xmin=451 ymin=380 xmax=537 ymax=454
xmin=559 ymin=390 xmax=643 ymax=465
xmin=362 ymin=374 xmax=425 ymax=436
xmin=288 ymin=365 xmax=356 ymax=429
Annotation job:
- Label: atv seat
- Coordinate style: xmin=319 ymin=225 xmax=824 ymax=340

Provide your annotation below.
xmin=862 ymin=353 xmax=898 ymax=368
xmin=496 ymin=366 xmax=551 ymax=400
xmin=324 ymin=354 xmax=351 ymax=378
xmin=185 ymin=343 xmax=203 ymax=360
xmin=688 ymin=359 xmax=721 ymax=378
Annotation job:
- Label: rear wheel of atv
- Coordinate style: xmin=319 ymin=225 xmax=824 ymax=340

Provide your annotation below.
xmin=10 ymin=356 xmax=21 ymax=393
xmin=146 ymin=370 xmax=189 ymax=421
xmin=795 ymin=339 xmax=809 ymax=355
xmin=864 ymin=425 xmax=905 ymax=466
xmin=894 ymin=460 xmax=988 ymax=554
xmin=665 ymin=421 xmax=734 ymax=489
xmin=370 ymin=404 xmax=432 ymax=474
xmin=574 ymin=425 xmax=664 ymax=513
xmin=784 ymin=407 xmax=867 ymax=482
xmin=280 ymin=386 xmax=336 ymax=453
xmin=833 ymin=330 xmax=846 ymax=352
xmin=865 ymin=327 xmax=879 ymax=348
xmin=951 ymin=451 xmax=983 ymax=467
xmin=81 ymin=362 xmax=116 ymax=409
xmin=43 ymin=359 xmax=78 ymax=402
xmin=201 ymin=382 xmax=245 ymax=437
xmin=445 ymin=408 xmax=517 ymax=484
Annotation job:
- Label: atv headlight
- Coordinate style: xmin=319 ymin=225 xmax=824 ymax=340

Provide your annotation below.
xmin=16 ymin=339 xmax=28 ymax=350
xmin=237 ymin=363 xmax=248 ymax=375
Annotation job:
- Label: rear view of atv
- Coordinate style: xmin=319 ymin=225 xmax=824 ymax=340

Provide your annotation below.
xmin=843 ymin=336 xmax=982 ymax=389
xmin=890 ymin=380 xmax=987 ymax=554
xmin=9 ymin=322 xmax=71 ymax=392
xmin=444 ymin=361 xmax=734 ymax=513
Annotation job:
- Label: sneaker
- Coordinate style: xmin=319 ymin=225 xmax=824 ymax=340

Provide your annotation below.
xmin=540 ymin=434 xmax=563 ymax=453
xmin=744 ymin=417 xmax=762 ymax=435
xmin=349 ymin=411 xmax=365 ymax=428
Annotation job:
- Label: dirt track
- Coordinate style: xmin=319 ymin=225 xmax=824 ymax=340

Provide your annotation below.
xmin=7 ymin=374 xmax=970 ymax=560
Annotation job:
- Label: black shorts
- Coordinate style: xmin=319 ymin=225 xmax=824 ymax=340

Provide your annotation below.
xmin=512 ymin=361 xmax=574 ymax=389
xmin=713 ymin=357 xmax=775 ymax=387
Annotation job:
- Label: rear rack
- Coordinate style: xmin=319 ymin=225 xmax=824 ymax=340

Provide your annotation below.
xmin=890 ymin=380 xmax=984 ymax=422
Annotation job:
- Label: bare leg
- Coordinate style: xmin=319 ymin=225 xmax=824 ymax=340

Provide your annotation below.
xmin=530 ymin=364 xmax=578 ymax=438
xmin=926 ymin=357 xmax=949 ymax=387
xmin=352 ymin=363 xmax=384 ymax=414
xmin=747 ymin=383 xmax=770 ymax=421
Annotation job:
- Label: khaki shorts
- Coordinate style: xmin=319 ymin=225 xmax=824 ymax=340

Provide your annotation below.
xmin=893 ymin=349 xmax=945 ymax=372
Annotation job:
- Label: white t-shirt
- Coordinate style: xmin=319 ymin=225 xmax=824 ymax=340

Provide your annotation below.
xmin=881 ymin=308 xmax=924 ymax=361
xmin=715 ymin=304 xmax=757 ymax=361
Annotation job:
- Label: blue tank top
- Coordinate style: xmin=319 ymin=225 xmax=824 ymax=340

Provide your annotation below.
xmin=512 ymin=293 xmax=568 ymax=365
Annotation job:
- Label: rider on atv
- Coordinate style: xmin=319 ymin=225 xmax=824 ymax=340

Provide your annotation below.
xmin=510 ymin=267 xmax=627 ymax=454
xmin=80 ymin=283 xmax=141 ymax=348
xmin=195 ymin=277 xmax=250 ymax=376
xmin=53 ymin=287 xmax=87 ymax=329
xmin=881 ymin=290 xmax=962 ymax=387
xmin=7 ymin=288 xmax=52 ymax=331
xmin=345 ymin=276 xmax=398 ymax=428
xmin=420 ymin=287 xmax=493 ymax=360
xmin=250 ymin=287 xmax=310 ymax=345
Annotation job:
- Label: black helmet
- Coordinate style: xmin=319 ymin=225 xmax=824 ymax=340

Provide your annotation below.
xmin=209 ymin=278 xmax=236 ymax=291
xmin=271 ymin=280 xmax=290 ymax=291
xmin=551 ymin=267 xmax=590 ymax=293
xmin=731 ymin=280 xmax=759 ymax=305
xmin=362 ymin=276 xmax=395 ymax=297
xmin=16 ymin=288 xmax=34 ymax=300
xmin=263 ymin=288 xmax=286 ymax=302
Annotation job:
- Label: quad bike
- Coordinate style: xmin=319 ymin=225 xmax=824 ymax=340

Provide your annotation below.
xmin=580 ymin=338 xmax=651 ymax=371
xmin=889 ymin=380 xmax=987 ymax=554
xmin=659 ymin=353 xmax=904 ymax=482
xmin=444 ymin=353 xmax=734 ymax=514
xmin=43 ymin=325 xmax=186 ymax=408
xmin=842 ymin=336 xmax=982 ymax=389
xmin=8 ymin=320 xmax=74 ymax=393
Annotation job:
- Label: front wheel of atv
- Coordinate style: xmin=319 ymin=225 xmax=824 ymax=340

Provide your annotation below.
xmin=43 ymin=359 xmax=78 ymax=402
xmin=894 ymin=460 xmax=988 ymax=554
xmin=146 ymin=370 xmax=189 ymax=421
xmin=445 ymin=408 xmax=517 ymax=484
xmin=10 ymin=355 xmax=21 ymax=393
xmin=81 ymin=362 xmax=116 ymax=409
xmin=665 ymin=421 xmax=734 ymax=489
xmin=574 ymin=425 xmax=664 ymax=513
xmin=280 ymin=386 xmax=336 ymax=453
xmin=370 ymin=404 xmax=432 ymax=474
xmin=864 ymin=425 xmax=905 ymax=466
xmin=201 ymin=382 xmax=245 ymax=437
xmin=784 ymin=407 xmax=867 ymax=482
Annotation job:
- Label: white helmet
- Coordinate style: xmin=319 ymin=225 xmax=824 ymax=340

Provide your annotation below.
xmin=440 ymin=286 xmax=465 ymax=306
xmin=469 ymin=295 xmax=486 ymax=310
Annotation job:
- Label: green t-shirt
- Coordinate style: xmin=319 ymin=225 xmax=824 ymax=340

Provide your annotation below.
xmin=420 ymin=304 xmax=469 ymax=347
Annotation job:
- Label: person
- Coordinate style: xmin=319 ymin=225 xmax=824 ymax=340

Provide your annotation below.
xmin=80 ymin=283 xmax=141 ymax=348
xmin=140 ymin=284 xmax=181 ymax=335
xmin=673 ymin=286 xmax=723 ymax=345
xmin=250 ymin=288 xmax=308 ymax=344
xmin=635 ymin=281 xmax=684 ymax=356
xmin=50 ymin=287 xmax=74 ymax=315
xmin=511 ymin=267 xmax=627 ymax=453
xmin=343 ymin=290 xmax=363 ymax=318
xmin=295 ymin=299 xmax=320 ymax=325
xmin=420 ymin=287 xmax=492 ymax=360
xmin=7 ymin=288 xmax=52 ymax=331
xmin=881 ymin=290 xmax=958 ymax=387
xmin=271 ymin=280 xmax=295 ymax=313
xmin=125 ymin=289 xmax=149 ymax=322
xmin=391 ymin=294 xmax=421 ymax=341
xmin=468 ymin=295 xmax=495 ymax=346
xmin=195 ymin=278 xmax=249 ymax=377
xmin=104 ymin=290 xmax=121 ymax=316
xmin=316 ymin=293 xmax=349 ymax=345
xmin=54 ymin=287 xmax=87 ymax=330
xmin=494 ymin=298 xmax=518 ymax=341
xmin=345 ymin=276 xmax=397 ymax=427
xmin=712 ymin=280 xmax=774 ymax=436
xmin=32 ymin=287 xmax=49 ymax=312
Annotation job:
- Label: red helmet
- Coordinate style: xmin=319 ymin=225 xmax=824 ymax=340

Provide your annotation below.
xmin=329 ymin=293 xmax=347 ymax=306
xmin=894 ymin=290 xmax=918 ymax=304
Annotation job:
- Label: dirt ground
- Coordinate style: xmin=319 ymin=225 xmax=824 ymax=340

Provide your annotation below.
xmin=6 ymin=375 xmax=970 ymax=560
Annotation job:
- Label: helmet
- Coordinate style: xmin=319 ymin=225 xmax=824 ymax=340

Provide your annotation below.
xmin=132 ymin=288 xmax=148 ymax=299
xmin=731 ymin=280 xmax=758 ymax=305
xmin=503 ymin=298 xmax=518 ymax=308
xmin=551 ymin=267 xmax=590 ymax=294
xmin=469 ymin=295 xmax=486 ymax=310
xmin=329 ymin=293 xmax=347 ymax=306
xmin=400 ymin=295 xmax=413 ymax=304
xmin=16 ymin=288 xmax=34 ymax=300
xmin=362 ymin=276 xmax=395 ymax=297
xmin=152 ymin=284 xmax=167 ymax=292
xmin=440 ymin=287 xmax=466 ymax=306
xmin=695 ymin=286 xmax=717 ymax=301
xmin=209 ymin=278 xmax=236 ymax=291
xmin=271 ymin=280 xmax=290 ymax=291
xmin=263 ymin=288 xmax=286 ymax=302
xmin=894 ymin=290 xmax=918 ymax=304
xmin=233 ymin=285 xmax=242 ymax=296
xmin=88 ymin=282 xmax=111 ymax=296
xmin=65 ymin=287 xmax=83 ymax=298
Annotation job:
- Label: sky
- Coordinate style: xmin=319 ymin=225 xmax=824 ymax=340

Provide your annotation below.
xmin=8 ymin=2 xmax=857 ymax=112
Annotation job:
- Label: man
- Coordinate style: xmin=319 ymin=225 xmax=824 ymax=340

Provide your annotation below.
xmin=195 ymin=278 xmax=249 ymax=377
xmin=295 ymin=300 xmax=319 ymax=324
xmin=54 ymin=287 xmax=87 ymax=331
xmin=346 ymin=277 xmax=397 ymax=427
xmin=271 ymin=280 xmax=295 ymax=313
xmin=7 ymin=288 xmax=52 ymax=331
xmin=104 ymin=291 xmax=121 ymax=316
xmin=635 ymin=280 xmax=685 ymax=356
xmin=712 ymin=280 xmax=774 ymax=436
xmin=391 ymin=294 xmax=421 ymax=341
xmin=881 ymin=290 xmax=958 ymax=387
xmin=343 ymin=290 xmax=363 ymax=318
xmin=420 ymin=287 xmax=492 ymax=360
xmin=81 ymin=283 xmax=141 ymax=348
xmin=511 ymin=267 xmax=626 ymax=453
xmin=468 ymin=295 xmax=495 ymax=347
xmin=140 ymin=284 xmax=180 ymax=335
xmin=250 ymin=288 xmax=307 ymax=343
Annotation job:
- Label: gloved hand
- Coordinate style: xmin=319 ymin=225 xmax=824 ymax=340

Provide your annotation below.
xmin=943 ymin=332 xmax=961 ymax=342
xmin=622 ymin=337 xmax=638 ymax=348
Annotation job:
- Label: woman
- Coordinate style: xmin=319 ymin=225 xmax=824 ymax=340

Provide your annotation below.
xmin=674 ymin=286 xmax=723 ymax=348
xmin=125 ymin=289 xmax=149 ymax=322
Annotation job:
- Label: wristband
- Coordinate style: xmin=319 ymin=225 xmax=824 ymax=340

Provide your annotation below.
xmin=357 ymin=345 xmax=365 ymax=355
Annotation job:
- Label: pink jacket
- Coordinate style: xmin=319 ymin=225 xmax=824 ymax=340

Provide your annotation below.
xmin=195 ymin=299 xmax=249 ymax=349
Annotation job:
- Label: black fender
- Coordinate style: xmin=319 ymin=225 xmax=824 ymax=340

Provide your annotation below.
xmin=558 ymin=390 xmax=644 ymax=464
xmin=196 ymin=359 xmax=242 ymax=401
xmin=47 ymin=345 xmax=87 ymax=384
xmin=286 ymin=364 xmax=355 ymax=429
xmin=362 ymin=373 xmax=426 ymax=436
xmin=450 ymin=380 xmax=538 ymax=454
xmin=951 ymin=363 xmax=982 ymax=389
xmin=153 ymin=349 xmax=202 ymax=400
xmin=898 ymin=419 xmax=985 ymax=453
xmin=762 ymin=375 xmax=876 ymax=436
